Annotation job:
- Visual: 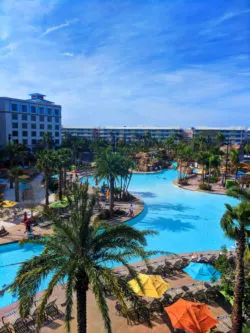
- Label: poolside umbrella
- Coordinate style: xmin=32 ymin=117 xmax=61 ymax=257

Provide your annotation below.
xmin=183 ymin=262 xmax=221 ymax=282
xmin=165 ymin=298 xmax=218 ymax=333
xmin=71 ymin=169 xmax=78 ymax=174
xmin=49 ymin=200 xmax=69 ymax=209
xmin=128 ymin=273 xmax=170 ymax=298
xmin=2 ymin=200 xmax=18 ymax=208
xmin=18 ymin=175 xmax=30 ymax=180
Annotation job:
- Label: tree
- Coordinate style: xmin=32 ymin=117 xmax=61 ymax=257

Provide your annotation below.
xmin=54 ymin=149 xmax=72 ymax=201
xmin=230 ymin=148 xmax=240 ymax=180
xmin=220 ymin=201 xmax=250 ymax=333
xmin=42 ymin=132 xmax=54 ymax=150
xmin=10 ymin=184 xmax=157 ymax=333
xmin=95 ymin=148 xmax=122 ymax=216
xmin=4 ymin=143 xmax=27 ymax=188
xmin=8 ymin=167 xmax=24 ymax=202
xmin=35 ymin=150 xmax=56 ymax=205
xmin=216 ymin=132 xmax=226 ymax=146
xmin=197 ymin=151 xmax=210 ymax=184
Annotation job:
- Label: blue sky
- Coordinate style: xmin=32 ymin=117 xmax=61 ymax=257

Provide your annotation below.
xmin=0 ymin=0 xmax=249 ymax=127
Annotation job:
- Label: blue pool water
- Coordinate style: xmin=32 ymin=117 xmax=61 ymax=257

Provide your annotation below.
xmin=0 ymin=169 xmax=237 ymax=308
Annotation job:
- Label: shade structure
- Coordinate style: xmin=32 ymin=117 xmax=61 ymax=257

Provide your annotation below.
xmin=165 ymin=298 xmax=218 ymax=333
xmin=2 ymin=200 xmax=18 ymax=208
xmin=196 ymin=169 xmax=204 ymax=175
xmin=183 ymin=262 xmax=221 ymax=282
xmin=71 ymin=169 xmax=78 ymax=174
xmin=49 ymin=200 xmax=68 ymax=209
xmin=128 ymin=273 xmax=170 ymax=298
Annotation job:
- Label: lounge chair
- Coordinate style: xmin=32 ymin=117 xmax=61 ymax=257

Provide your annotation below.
xmin=45 ymin=301 xmax=62 ymax=320
xmin=38 ymin=221 xmax=53 ymax=228
xmin=12 ymin=318 xmax=31 ymax=333
xmin=0 ymin=324 xmax=12 ymax=333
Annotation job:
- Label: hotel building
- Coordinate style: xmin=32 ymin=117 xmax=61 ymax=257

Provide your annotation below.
xmin=0 ymin=93 xmax=62 ymax=148
xmin=62 ymin=126 xmax=184 ymax=142
xmin=62 ymin=126 xmax=249 ymax=145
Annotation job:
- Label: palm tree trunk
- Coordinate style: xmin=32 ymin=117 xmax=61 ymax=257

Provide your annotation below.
xmin=110 ymin=176 xmax=115 ymax=216
xmin=63 ymin=168 xmax=67 ymax=190
xmin=45 ymin=172 xmax=49 ymax=206
xmin=232 ymin=230 xmax=245 ymax=333
xmin=76 ymin=278 xmax=88 ymax=333
xmin=10 ymin=177 xmax=14 ymax=189
xmin=58 ymin=170 xmax=63 ymax=201
xmin=15 ymin=179 xmax=19 ymax=202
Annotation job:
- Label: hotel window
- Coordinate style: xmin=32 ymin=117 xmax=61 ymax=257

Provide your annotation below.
xmin=11 ymin=103 xmax=18 ymax=111
xmin=22 ymin=131 xmax=28 ymax=137
xmin=39 ymin=107 xmax=44 ymax=115
xmin=12 ymin=123 xmax=18 ymax=128
xmin=40 ymin=124 xmax=44 ymax=129
xmin=32 ymin=139 xmax=37 ymax=145
xmin=22 ymin=123 xmax=27 ymax=129
xmin=48 ymin=108 xmax=52 ymax=115
xmin=31 ymin=124 xmax=36 ymax=129
xmin=22 ymin=105 xmax=27 ymax=112
xmin=31 ymin=131 xmax=36 ymax=137
xmin=55 ymin=132 xmax=59 ymax=137
xmin=31 ymin=106 xmax=36 ymax=114
xmin=55 ymin=139 xmax=59 ymax=144
xmin=40 ymin=132 xmax=44 ymax=137
xmin=22 ymin=114 xmax=27 ymax=121
xmin=47 ymin=116 xmax=52 ymax=122
xmin=55 ymin=118 xmax=60 ymax=123
xmin=39 ymin=116 xmax=44 ymax=122
xmin=55 ymin=125 xmax=59 ymax=130
xmin=31 ymin=115 xmax=36 ymax=121
xmin=54 ymin=109 xmax=60 ymax=116
xmin=48 ymin=124 xmax=52 ymax=130
xmin=12 ymin=131 xmax=18 ymax=136
xmin=23 ymin=139 xmax=28 ymax=145
xmin=12 ymin=114 xmax=18 ymax=120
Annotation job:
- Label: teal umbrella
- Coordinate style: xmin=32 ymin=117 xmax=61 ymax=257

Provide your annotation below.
xmin=183 ymin=262 xmax=221 ymax=282
xmin=49 ymin=201 xmax=68 ymax=209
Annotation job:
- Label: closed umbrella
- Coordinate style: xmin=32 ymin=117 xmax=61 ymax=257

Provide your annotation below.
xmin=128 ymin=273 xmax=170 ymax=298
xmin=183 ymin=262 xmax=221 ymax=282
xmin=165 ymin=298 xmax=218 ymax=333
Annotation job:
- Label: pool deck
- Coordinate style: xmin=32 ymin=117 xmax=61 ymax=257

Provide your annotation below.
xmin=0 ymin=251 xmax=231 ymax=333
xmin=173 ymin=176 xmax=227 ymax=195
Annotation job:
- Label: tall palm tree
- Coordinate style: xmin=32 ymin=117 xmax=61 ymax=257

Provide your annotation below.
xmin=4 ymin=143 xmax=26 ymax=188
xmin=230 ymin=148 xmax=240 ymax=180
xmin=220 ymin=201 xmax=250 ymax=333
xmin=10 ymin=184 xmax=157 ymax=333
xmin=36 ymin=150 xmax=55 ymax=205
xmin=95 ymin=148 xmax=122 ymax=216
xmin=42 ymin=132 xmax=54 ymax=150
xmin=55 ymin=149 xmax=72 ymax=200
xmin=216 ymin=132 xmax=226 ymax=146
xmin=8 ymin=167 xmax=24 ymax=202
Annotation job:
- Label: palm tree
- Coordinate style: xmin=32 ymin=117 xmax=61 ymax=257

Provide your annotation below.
xmin=8 ymin=167 xmax=24 ymax=202
xmin=95 ymin=148 xmax=122 ymax=216
xmin=216 ymin=132 xmax=226 ymax=146
xmin=42 ymin=132 xmax=54 ymax=150
xmin=4 ymin=143 xmax=26 ymax=188
xmin=220 ymin=201 xmax=250 ymax=333
xmin=10 ymin=184 xmax=157 ymax=333
xmin=35 ymin=150 xmax=55 ymax=205
xmin=55 ymin=149 xmax=72 ymax=200
xmin=230 ymin=148 xmax=240 ymax=180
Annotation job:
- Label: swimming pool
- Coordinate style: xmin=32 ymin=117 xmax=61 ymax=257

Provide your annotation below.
xmin=0 ymin=168 xmax=237 ymax=308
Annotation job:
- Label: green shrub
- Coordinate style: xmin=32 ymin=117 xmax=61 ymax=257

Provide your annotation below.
xmin=206 ymin=176 xmax=219 ymax=183
xmin=225 ymin=179 xmax=236 ymax=189
xmin=199 ymin=183 xmax=212 ymax=191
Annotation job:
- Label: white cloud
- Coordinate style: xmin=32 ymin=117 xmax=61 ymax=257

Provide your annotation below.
xmin=42 ymin=19 xmax=78 ymax=36
xmin=62 ymin=52 xmax=74 ymax=57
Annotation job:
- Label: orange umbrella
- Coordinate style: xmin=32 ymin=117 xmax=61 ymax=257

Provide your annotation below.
xmin=165 ymin=299 xmax=218 ymax=333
